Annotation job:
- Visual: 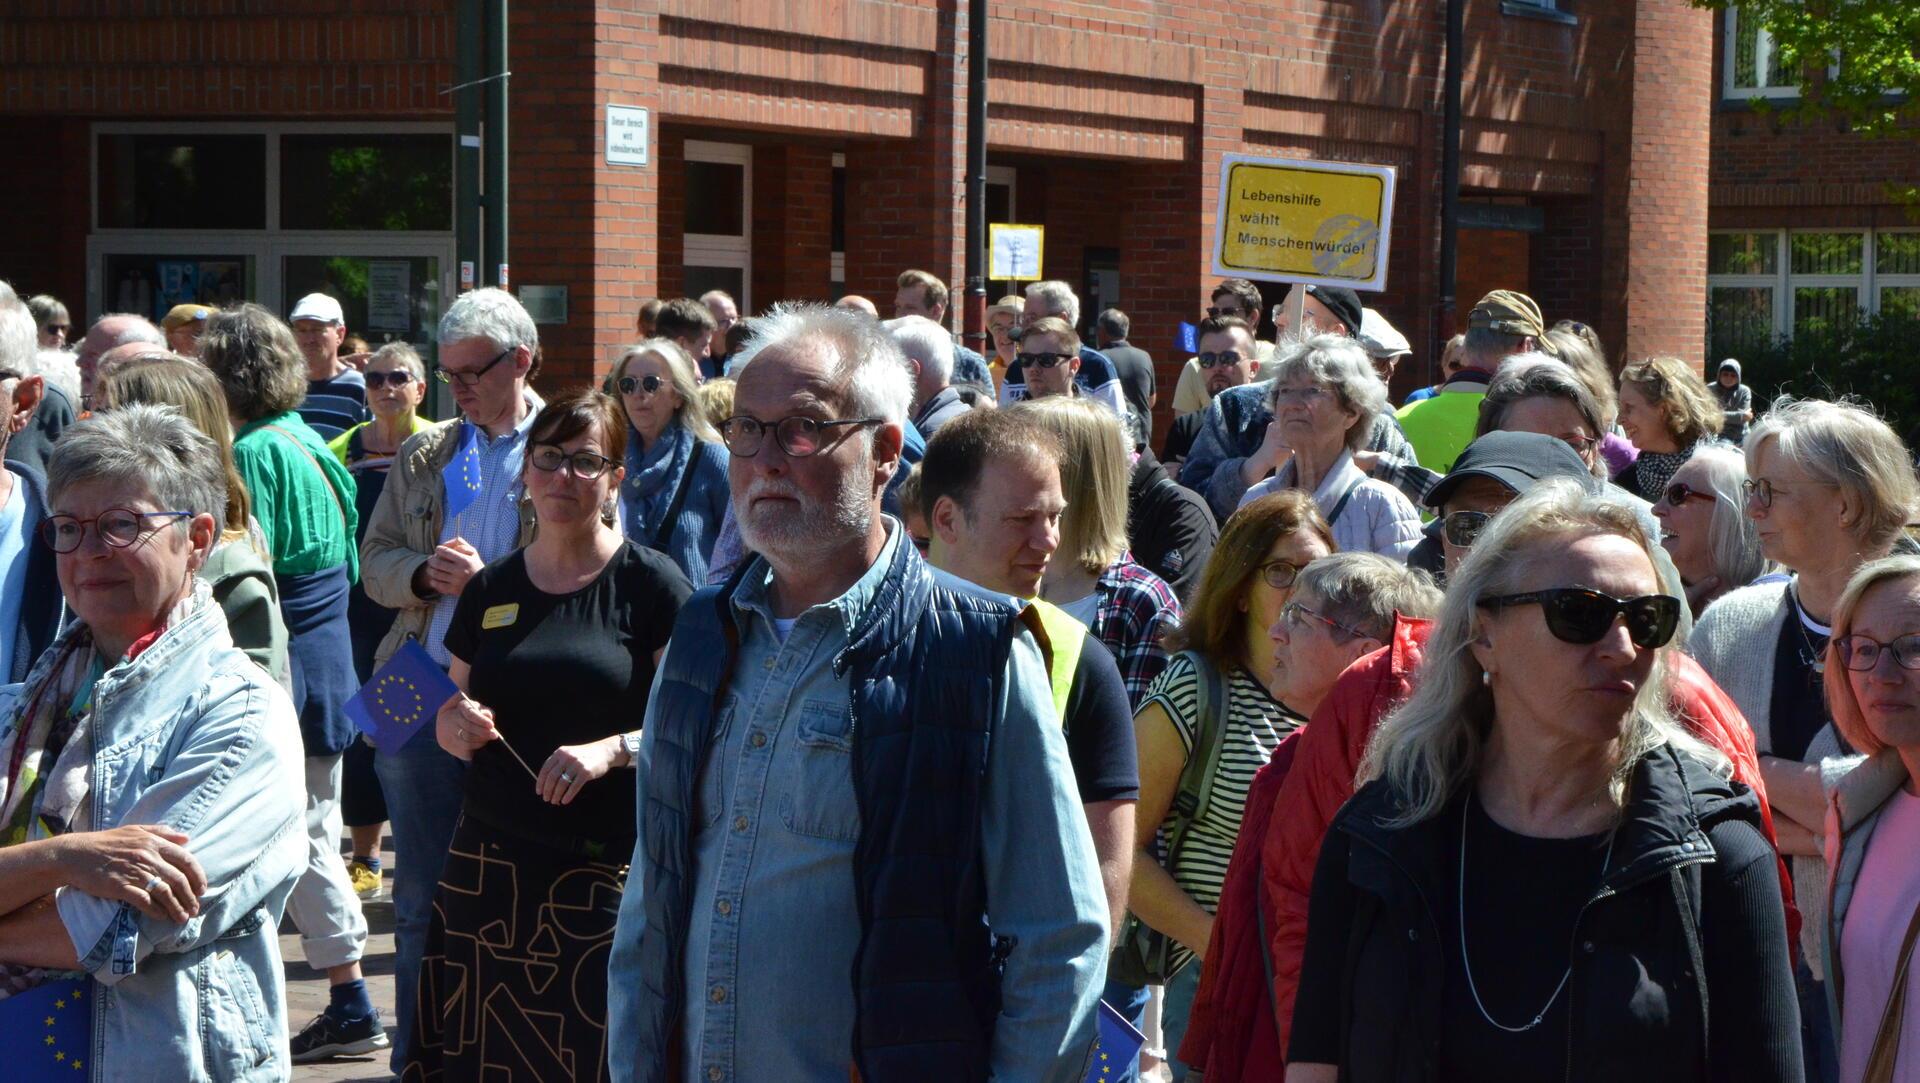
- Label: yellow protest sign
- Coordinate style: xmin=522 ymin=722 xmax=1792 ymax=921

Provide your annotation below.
xmin=1211 ymin=154 xmax=1396 ymax=291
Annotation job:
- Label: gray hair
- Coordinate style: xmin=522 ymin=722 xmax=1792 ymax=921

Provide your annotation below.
xmin=1358 ymin=480 xmax=1726 ymax=826
xmin=48 ymin=403 xmax=228 ymax=538
xmin=1461 ymin=325 xmax=1528 ymax=371
xmin=1269 ymin=332 xmax=1389 ymax=451
xmin=1097 ymin=308 xmax=1130 ymax=340
xmin=1296 ymin=552 xmax=1442 ymax=642
xmin=1025 ymin=280 xmax=1081 ymax=329
xmin=731 ymin=303 xmax=914 ymax=427
xmin=26 ymin=295 xmax=68 ymax=331
xmin=0 ymin=300 xmax=35 ymax=378
xmin=438 ymin=287 xmax=538 ymax=355
xmin=1477 ymin=359 xmax=1606 ymax=477
xmin=90 ymin=313 xmax=166 ymax=351
xmin=368 ymin=341 xmax=427 ymax=384
xmin=33 ymin=349 xmax=82 ymax=403
xmin=1680 ymin=445 xmax=1769 ymax=591
xmin=883 ymin=315 xmax=955 ymax=387
xmin=1746 ymin=396 xmax=1920 ymax=553
xmin=614 ymin=337 xmax=721 ymax=444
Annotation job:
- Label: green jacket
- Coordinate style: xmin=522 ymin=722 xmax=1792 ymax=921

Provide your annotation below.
xmin=233 ymin=412 xmax=360 ymax=581
xmin=1393 ymin=388 xmax=1485 ymax=475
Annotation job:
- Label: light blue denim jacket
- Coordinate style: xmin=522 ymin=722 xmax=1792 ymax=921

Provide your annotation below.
xmin=608 ymin=523 xmax=1109 ymax=1082
xmin=43 ymin=585 xmax=307 ymax=1082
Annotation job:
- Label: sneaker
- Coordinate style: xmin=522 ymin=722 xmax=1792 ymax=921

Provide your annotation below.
xmin=346 ymin=858 xmax=383 ymax=900
xmin=290 ymin=1007 xmax=390 ymax=1063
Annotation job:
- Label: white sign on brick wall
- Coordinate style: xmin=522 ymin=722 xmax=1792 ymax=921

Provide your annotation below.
xmin=606 ymin=105 xmax=650 ymax=168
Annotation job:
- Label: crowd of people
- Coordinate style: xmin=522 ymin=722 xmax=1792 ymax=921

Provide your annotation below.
xmin=0 ymin=261 xmax=1915 ymax=1083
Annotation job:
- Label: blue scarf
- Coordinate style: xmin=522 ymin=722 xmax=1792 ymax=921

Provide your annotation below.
xmin=622 ymin=417 xmax=695 ymax=548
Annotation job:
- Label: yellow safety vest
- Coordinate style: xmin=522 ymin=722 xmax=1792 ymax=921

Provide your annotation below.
xmin=1018 ymin=596 xmax=1086 ymax=728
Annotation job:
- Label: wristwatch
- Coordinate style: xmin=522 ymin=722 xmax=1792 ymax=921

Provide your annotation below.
xmin=620 ymin=730 xmax=642 ymax=765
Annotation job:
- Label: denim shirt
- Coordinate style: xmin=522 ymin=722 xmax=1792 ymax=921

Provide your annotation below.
xmin=41 ymin=585 xmax=307 ymax=1080
xmin=424 ymin=407 xmax=538 ymax=665
xmin=611 ymin=524 xmax=1108 ymax=1083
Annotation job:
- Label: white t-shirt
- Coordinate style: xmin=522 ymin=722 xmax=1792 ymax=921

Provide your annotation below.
xmin=1055 ymin=592 xmax=1101 ymax=627
xmin=0 ymin=475 xmax=31 ymax=678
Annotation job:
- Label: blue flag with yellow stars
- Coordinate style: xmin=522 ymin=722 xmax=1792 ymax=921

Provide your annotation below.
xmin=0 ymin=975 xmax=90 ymax=1080
xmin=1083 ymin=999 xmax=1147 ymax=1083
xmin=441 ymin=420 xmax=483 ymax=525
xmin=1177 ymin=321 xmax=1199 ymax=355
xmin=345 ymin=638 xmax=459 ymax=755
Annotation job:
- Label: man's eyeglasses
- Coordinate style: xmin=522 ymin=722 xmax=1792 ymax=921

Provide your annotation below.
xmin=41 ymin=508 xmax=192 ymax=554
xmin=528 ymin=444 xmax=615 ymax=480
xmin=1442 ymin=510 xmax=1492 ymax=548
xmin=1478 ymin=588 xmax=1681 ymax=650
xmin=719 ymin=414 xmax=884 ymax=458
xmin=1197 ymin=351 xmax=1244 ymax=370
xmin=435 ymin=346 xmax=516 ymax=387
xmin=364 ymin=370 xmax=418 ymax=389
xmin=1833 ymin=633 xmax=1920 ymax=673
xmin=1206 ymin=305 xmax=1249 ymax=320
xmin=618 ymin=374 xmax=665 ymax=396
xmin=1017 ymin=352 xmax=1074 ymax=370
xmin=1661 ymin=482 xmax=1716 ymax=508
xmin=1282 ymin=600 xmax=1369 ymax=642
xmin=1258 ymin=560 xmax=1304 ymax=590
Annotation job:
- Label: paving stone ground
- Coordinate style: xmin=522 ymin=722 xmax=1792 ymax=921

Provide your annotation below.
xmin=284 ymin=833 xmax=400 ymax=1083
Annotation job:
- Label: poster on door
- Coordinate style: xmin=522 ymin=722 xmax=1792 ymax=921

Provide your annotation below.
xmin=367 ymin=262 xmax=412 ymax=333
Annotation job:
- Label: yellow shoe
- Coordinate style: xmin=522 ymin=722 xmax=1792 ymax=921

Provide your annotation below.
xmin=347 ymin=859 xmax=383 ymax=900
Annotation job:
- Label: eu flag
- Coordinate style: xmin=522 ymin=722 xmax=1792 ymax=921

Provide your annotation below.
xmin=0 ymin=976 xmax=90 ymax=1080
xmin=442 ymin=420 xmax=483 ymax=524
xmin=1082 ymin=999 xmax=1148 ymax=1083
xmin=344 ymin=638 xmax=459 ymax=755
xmin=1177 ymin=321 xmax=1199 ymax=355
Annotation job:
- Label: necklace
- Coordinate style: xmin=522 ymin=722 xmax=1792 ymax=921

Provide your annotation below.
xmin=1457 ymin=799 xmax=1616 ymax=1034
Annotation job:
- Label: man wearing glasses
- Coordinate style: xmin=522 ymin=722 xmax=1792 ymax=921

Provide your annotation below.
xmin=356 ymin=286 xmax=544 ymax=1072
xmin=1170 ymin=279 xmax=1274 ymax=416
xmin=0 ymin=298 xmax=56 ymax=685
xmin=609 ymin=303 xmax=1108 ymax=1083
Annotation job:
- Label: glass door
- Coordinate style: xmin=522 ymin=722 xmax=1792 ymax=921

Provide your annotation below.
xmin=274 ymin=241 xmax=455 ymax=419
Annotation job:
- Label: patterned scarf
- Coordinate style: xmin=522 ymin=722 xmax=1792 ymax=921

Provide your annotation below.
xmin=1632 ymin=442 xmax=1702 ymax=503
xmin=622 ymin=418 xmax=695 ymax=547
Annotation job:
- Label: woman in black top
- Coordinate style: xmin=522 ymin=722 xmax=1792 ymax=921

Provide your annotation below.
xmin=410 ymin=389 xmax=692 ymax=1082
xmin=1286 ymin=481 xmax=1799 ymax=1083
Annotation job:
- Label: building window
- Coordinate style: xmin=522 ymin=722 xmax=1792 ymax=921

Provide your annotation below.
xmin=1707 ymin=228 xmax=1920 ymax=356
xmin=1724 ymin=8 xmax=1801 ymax=98
xmin=96 ymin=133 xmax=269 ymax=229
xmin=682 ymin=140 xmax=752 ymax=312
xmin=280 ymin=134 xmax=453 ymax=231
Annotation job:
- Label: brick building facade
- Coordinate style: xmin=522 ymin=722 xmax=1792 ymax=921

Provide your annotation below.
xmin=8 ymin=0 xmax=1867 ymax=422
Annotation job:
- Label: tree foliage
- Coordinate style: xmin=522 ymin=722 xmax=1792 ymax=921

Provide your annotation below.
xmin=1692 ymin=1 xmax=1920 ymax=137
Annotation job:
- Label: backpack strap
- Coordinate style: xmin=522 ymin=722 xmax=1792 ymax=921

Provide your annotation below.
xmin=652 ymin=448 xmax=701 ymax=554
xmin=1167 ymin=650 xmax=1232 ymax=830
xmin=1323 ymin=472 xmax=1365 ymax=528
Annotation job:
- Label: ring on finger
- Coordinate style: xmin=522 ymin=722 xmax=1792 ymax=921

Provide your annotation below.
xmin=560 ymin=770 xmax=575 ymax=783
xmin=144 ymin=874 xmax=164 ymax=894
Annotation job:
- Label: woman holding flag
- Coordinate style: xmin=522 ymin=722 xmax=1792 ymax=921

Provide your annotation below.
xmin=408 ymin=389 xmax=691 ymax=1080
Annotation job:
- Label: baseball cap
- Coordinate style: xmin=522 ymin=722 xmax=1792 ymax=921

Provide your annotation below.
xmin=161 ymin=303 xmax=214 ymax=332
xmin=1467 ymin=289 xmax=1556 ymax=354
xmin=1357 ymin=308 xmax=1411 ymax=359
xmin=1422 ymin=430 xmax=1601 ymax=510
xmin=289 ymin=293 xmax=345 ymax=325
xmin=1300 ymin=284 xmax=1363 ymax=336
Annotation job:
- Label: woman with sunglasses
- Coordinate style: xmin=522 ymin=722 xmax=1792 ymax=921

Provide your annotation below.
xmin=1116 ymin=492 xmax=1334 ymax=1077
xmin=412 ymin=390 xmax=691 ymax=1081
xmin=1654 ymin=445 xmax=1768 ymax=616
xmin=1287 ymin=481 xmax=1800 ymax=1083
xmin=1689 ymin=396 xmax=1920 ymax=1083
xmin=1819 ymin=555 xmax=1920 ymax=1083
xmin=611 ymin=338 xmax=730 ymax=585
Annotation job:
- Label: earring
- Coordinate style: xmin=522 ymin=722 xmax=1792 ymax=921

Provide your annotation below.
xmin=1480 ymin=669 xmax=1492 ymax=687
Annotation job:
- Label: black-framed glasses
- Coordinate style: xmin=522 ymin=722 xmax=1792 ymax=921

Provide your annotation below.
xmin=1833 ymin=633 xmax=1920 ymax=673
xmin=45 ymin=325 xmax=70 ymax=336
xmin=719 ymin=414 xmax=884 ymax=458
xmin=618 ymin=374 xmax=665 ymax=396
xmin=1740 ymin=478 xmax=1773 ymax=509
xmin=364 ymin=370 xmax=418 ymax=388
xmin=434 ymin=346 xmax=515 ymax=387
xmin=41 ymin=508 xmax=192 ymax=554
xmin=1479 ymin=588 xmax=1681 ymax=649
xmin=1258 ymin=560 xmax=1303 ymax=590
xmin=528 ymin=444 xmax=615 ymax=480
xmin=1662 ymin=481 xmax=1716 ymax=507
xmin=1197 ymin=351 xmax=1244 ymax=370
xmin=1017 ymin=351 xmax=1074 ymax=369
xmin=1282 ymin=600 xmax=1368 ymax=642
xmin=1206 ymin=305 xmax=1249 ymax=319
xmin=1442 ymin=510 xmax=1492 ymax=548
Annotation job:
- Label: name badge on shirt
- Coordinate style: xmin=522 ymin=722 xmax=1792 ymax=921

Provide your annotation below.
xmin=481 ymin=604 xmax=520 ymax=630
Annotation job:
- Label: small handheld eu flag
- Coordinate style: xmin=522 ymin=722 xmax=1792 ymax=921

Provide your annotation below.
xmin=1177 ymin=321 xmax=1199 ymax=355
xmin=345 ymin=639 xmax=459 ymax=755
xmin=441 ymin=420 xmax=483 ymax=525
xmin=0 ymin=975 xmax=90 ymax=1081
xmin=1083 ymin=999 xmax=1148 ymax=1083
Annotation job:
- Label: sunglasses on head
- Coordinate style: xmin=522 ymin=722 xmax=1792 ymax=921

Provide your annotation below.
xmin=1017 ymin=351 xmax=1073 ymax=369
xmin=364 ymin=370 xmax=417 ymax=388
xmin=1196 ymin=350 xmax=1244 ymax=369
xmin=1479 ymin=587 xmax=1681 ymax=649
xmin=618 ymin=374 xmax=665 ymax=395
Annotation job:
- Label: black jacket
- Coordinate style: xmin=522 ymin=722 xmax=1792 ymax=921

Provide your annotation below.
xmin=1127 ymin=448 xmax=1216 ymax=604
xmin=1297 ymin=742 xmax=1801 ymax=1083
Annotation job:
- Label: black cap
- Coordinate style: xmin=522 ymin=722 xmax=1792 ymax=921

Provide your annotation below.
xmin=1302 ymin=284 xmax=1363 ymax=336
xmin=1422 ymin=430 xmax=1601 ymax=510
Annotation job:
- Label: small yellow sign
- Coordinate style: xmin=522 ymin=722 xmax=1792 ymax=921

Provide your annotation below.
xmin=1211 ymin=154 xmax=1396 ymax=291
xmin=989 ymin=223 xmax=1046 ymax=281
xmin=481 ymin=603 xmax=520 ymax=630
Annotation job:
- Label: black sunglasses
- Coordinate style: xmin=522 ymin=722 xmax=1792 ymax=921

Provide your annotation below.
xmin=618 ymin=374 xmax=665 ymax=396
xmin=1442 ymin=511 xmax=1492 ymax=548
xmin=1661 ymin=482 xmax=1716 ymax=507
xmin=1196 ymin=351 xmax=1244 ymax=370
xmin=1017 ymin=351 xmax=1074 ymax=369
xmin=364 ymin=370 xmax=417 ymax=388
xmin=1206 ymin=305 xmax=1251 ymax=319
xmin=1479 ymin=588 xmax=1681 ymax=649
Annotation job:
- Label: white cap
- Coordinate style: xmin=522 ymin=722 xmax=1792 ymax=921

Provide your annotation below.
xmin=289 ymin=293 xmax=345 ymax=325
xmin=1357 ymin=308 xmax=1411 ymax=359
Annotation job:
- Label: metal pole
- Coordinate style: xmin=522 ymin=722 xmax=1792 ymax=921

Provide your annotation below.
xmin=963 ymin=0 xmax=988 ymax=354
xmin=484 ymin=0 xmax=509 ymax=289
xmin=1437 ymin=0 xmax=1463 ymax=379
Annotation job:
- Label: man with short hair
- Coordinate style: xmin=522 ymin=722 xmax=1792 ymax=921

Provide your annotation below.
xmin=1171 ymin=279 xmax=1278 ymax=415
xmin=1357 ymin=307 xmax=1412 ymax=388
xmin=74 ymin=312 xmax=164 ymax=408
xmin=896 ymin=269 xmax=994 ymax=387
xmin=834 ymin=293 xmax=880 ymax=318
xmin=701 ymin=290 xmax=740 ymax=376
xmin=637 ymin=297 xmax=664 ymax=337
xmin=1096 ymin=308 xmax=1155 ymax=438
xmin=1001 ymin=280 xmax=1127 ymax=420
xmin=656 ymin=298 xmax=720 ymax=379
xmin=608 ymin=304 xmax=1107 ymax=1083
xmin=1014 ymin=317 xmax=1084 ymax=403
xmin=290 ymin=293 xmax=369 ymax=411
xmin=0 ymin=299 xmax=56 ymax=683
xmin=359 ymin=287 xmax=544 ymax=1071
xmin=886 ymin=313 xmax=971 ymax=438
xmin=919 ymin=407 xmax=1140 ymax=936
xmin=1394 ymin=288 xmax=1552 ymax=473
xmin=1163 ymin=315 xmax=1257 ymax=468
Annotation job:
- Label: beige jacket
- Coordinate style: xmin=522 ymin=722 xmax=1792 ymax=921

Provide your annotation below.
xmin=358 ymin=415 xmax=537 ymax=668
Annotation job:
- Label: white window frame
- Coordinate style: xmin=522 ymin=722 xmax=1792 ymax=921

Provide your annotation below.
xmin=682 ymin=140 xmax=752 ymax=314
xmin=1723 ymin=8 xmax=1802 ymax=100
xmin=1873 ymin=230 xmax=1920 ymax=314
xmin=1706 ymin=228 xmax=1920 ymax=344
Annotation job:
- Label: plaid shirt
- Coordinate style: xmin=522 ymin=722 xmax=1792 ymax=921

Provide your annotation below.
xmin=1090 ymin=554 xmax=1184 ymax=709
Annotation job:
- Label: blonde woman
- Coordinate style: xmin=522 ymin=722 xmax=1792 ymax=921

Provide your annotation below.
xmin=611 ymin=337 xmax=730 ymax=584
xmin=1287 ymin=481 xmax=1798 ymax=1083
xmin=1614 ymin=355 xmax=1726 ymax=501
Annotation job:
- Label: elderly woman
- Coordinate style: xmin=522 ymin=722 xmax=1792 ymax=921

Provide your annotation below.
xmin=612 ymin=337 xmax=730 ymax=584
xmin=1820 ymin=556 xmax=1920 ymax=1082
xmin=417 ymin=390 xmax=691 ymax=1080
xmin=1614 ymin=355 xmax=1726 ymax=500
xmin=199 ymin=303 xmax=382 ymax=1059
xmin=0 ymin=406 xmax=305 ymax=1081
xmin=27 ymin=294 xmax=70 ymax=350
xmin=1115 ymin=492 xmax=1335 ymax=1070
xmin=1287 ymin=482 xmax=1800 ymax=1083
xmin=1018 ymin=396 xmax=1183 ymax=706
xmin=1266 ymin=552 xmax=1441 ymax=724
xmin=1654 ymin=444 xmax=1768 ymax=616
xmin=1237 ymin=334 xmax=1423 ymax=559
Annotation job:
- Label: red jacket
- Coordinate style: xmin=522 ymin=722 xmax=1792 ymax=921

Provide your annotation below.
xmin=1183 ymin=614 xmax=1795 ymax=1079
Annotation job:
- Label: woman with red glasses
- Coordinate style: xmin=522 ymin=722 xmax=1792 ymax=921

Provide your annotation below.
xmin=1653 ymin=444 xmax=1770 ymax=616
